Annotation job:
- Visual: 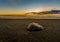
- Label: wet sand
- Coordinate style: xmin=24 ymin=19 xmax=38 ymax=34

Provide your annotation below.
xmin=0 ymin=19 xmax=60 ymax=42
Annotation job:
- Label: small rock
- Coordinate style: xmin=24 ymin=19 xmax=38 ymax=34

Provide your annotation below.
xmin=27 ymin=22 xmax=44 ymax=32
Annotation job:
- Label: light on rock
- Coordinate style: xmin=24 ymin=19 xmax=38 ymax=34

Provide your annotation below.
xmin=27 ymin=22 xmax=44 ymax=32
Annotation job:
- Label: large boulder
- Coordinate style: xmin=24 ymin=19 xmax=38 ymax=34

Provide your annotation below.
xmin=27 ymin=22 xmax=44 ymax=32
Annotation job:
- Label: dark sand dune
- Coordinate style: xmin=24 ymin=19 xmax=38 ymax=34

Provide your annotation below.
xmin=0 ymin=19 xmax=60 ymax=42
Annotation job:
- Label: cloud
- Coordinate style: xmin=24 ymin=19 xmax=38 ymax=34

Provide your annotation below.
xmin=39 ymin=7 xmax=55 ymax=11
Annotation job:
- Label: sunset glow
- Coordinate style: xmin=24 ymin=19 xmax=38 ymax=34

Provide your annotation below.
xmin=0 ymin=0 xmax=60 ymax=16
xmin=0 ymin=11 xmax=27 ymax=15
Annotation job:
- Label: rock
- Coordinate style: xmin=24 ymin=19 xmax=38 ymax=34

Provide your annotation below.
xmin=27 ymin=22 xmax=44 ymax=32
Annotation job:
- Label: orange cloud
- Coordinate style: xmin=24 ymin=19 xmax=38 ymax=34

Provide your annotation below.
xmin=37 ymin=7 xmax=55 ymax=12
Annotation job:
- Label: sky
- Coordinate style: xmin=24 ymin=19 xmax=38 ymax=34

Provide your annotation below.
xmin=0 ymin=0 xmax=60 ymax=14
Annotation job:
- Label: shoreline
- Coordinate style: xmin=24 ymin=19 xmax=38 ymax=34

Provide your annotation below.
xmin=0 ymin=16 xmax=60 ymax=19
